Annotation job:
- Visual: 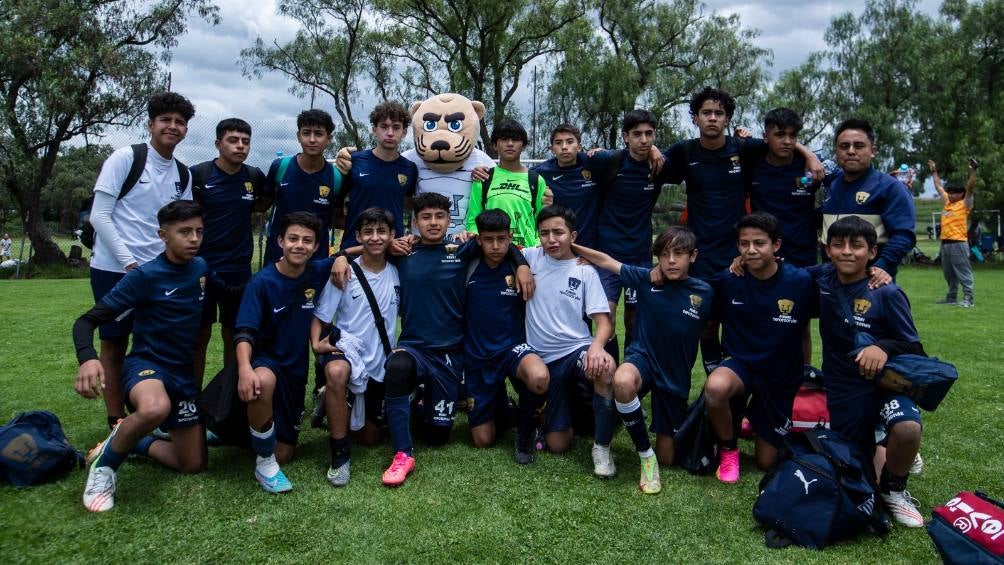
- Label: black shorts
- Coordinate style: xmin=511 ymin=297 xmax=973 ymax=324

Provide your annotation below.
xmin=200 ymin=269 xmax=251 ymax=328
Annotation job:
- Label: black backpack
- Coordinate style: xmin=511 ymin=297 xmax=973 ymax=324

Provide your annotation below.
xmin=0 ymin=411 xmax=84 ymax=487
xmin=80 ymin=144 xmax=190 ymax=249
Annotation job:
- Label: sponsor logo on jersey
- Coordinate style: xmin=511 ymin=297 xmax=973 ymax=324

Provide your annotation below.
xmin=138 ymin=369 xmax=156 ymax=377
xmin=398 ymin=173 xmax=408 ymax=186
xmin=773 ymin=298 xmax=798 ymax=324
xmin=855 ymin=191 xmax=870 ymax=204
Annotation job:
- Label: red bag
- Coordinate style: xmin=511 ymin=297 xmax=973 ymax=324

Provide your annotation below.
xmin=928 ymin=491 xmax=1004 ymax=564
xmin=790 ymin=383 xmax=830 ymax=433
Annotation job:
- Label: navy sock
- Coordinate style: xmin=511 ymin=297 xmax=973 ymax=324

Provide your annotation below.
xmin=329 ymin=436 xmax=351 ymax=468
xmin=615 ymin=397 xmax=652 ymax=453
xmin=95 ymin=437 xmax=128 ymax=471
xmin=517 ymin=391 xmax=545 ymax=448
xmin=132 ymin=435 xmax=156 ymax=457
xmin=718 ymin=436 xmax=738 ymax=451
xmin=385 ymin=395 xmax=413 ymax=456
xmin=879 ymin=465 xmax=908 ymax=493
xmin=592 ymin=392 xmax=615 ymax=446
xmin=249 ymin=422 xmax=276 ymax=459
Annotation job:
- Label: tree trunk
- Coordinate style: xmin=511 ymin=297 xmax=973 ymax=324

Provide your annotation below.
xmin=24 ymin=211 xmax=66 ymax=265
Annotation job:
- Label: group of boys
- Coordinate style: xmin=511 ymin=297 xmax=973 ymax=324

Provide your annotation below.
xmin=72 ymin=87 xmax=931 ymax=530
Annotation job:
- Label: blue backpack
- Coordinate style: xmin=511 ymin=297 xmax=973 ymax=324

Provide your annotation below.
xmin=0 ymin=411 xmax=84 ymax=487
xmin=753 ymin=428 xmax=888 ymax=549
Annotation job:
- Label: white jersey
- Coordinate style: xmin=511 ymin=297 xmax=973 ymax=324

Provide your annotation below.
xmin=90 ymin=143 xmax=192 ymax=272
xmin=404 ymin=148 xmax=495 ymax=237
xmin=523 ymin=247 xmax=610 ymax=363
xmin=314 ymin=258 xmax=400 ymax=382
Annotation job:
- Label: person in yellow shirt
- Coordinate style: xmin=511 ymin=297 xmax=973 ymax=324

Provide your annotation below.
xmin=929 ymin=159 xmax=977 ymax=307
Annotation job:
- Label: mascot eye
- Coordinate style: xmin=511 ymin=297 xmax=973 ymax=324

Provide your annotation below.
xmin=447 ymin=120 xmax=463 ymax=132
xmin=423 ymin=120 xmax=437 ymax=132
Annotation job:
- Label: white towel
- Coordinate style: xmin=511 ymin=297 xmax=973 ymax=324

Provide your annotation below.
xmin=335 ymin=331 xmax=370 ymax=431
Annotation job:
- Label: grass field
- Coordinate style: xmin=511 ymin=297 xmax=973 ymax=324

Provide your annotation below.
xmin=1 ymin=266 xmax=1002 ymax=563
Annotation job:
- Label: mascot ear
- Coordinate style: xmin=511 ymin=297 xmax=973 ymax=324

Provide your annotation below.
xmin=472 ymin=101 xmax=486 ymax=120
xmin=410 ymin=101 xmax=423 ymax=118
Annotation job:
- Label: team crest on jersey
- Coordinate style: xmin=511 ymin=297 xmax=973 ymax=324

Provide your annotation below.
xmin=773 ymin=298 xmax=798 ymax=324
xmin=442 ymin=243 xmax=460 ymax=264
xmin=397 ymin=173 xmax=408 ymax=186
xmin=319 ymin=185 xmax=331 ymax=198
xmin=303 ymin=288 xmax=316 ymax=308
xmin=683 ymin=294 xmax=703 ymax=319
xmin=853 ymin=298 xmax=872 ymax=315
xmin=199 ymin=276 xmax=206 ymax=291
xmin=729 ymin=155 xmax=742 ymax=174
xmin=505 ymin=275 xmax=515 ymax=288
xmin=582 ymin=169 xmax=592 ymax=180
xmin=559 ymin=277 xmax=582 ymax=299
xmin=138 ymin=369 xmax=156 ymax=377
xmin=690 ymin=294 xmax=703 ymax=309
xmin=174 ymin=182 xmax=185 ymax=198
xmin=393 ymin=285 xmax=401 ymax=304
xmin=855 ymin=191 xmax=870 ymax=204
xmin=244 ymin=181 xmax=254 ymax=193
xmin=445 ymin=243 xmax=458 ymax=254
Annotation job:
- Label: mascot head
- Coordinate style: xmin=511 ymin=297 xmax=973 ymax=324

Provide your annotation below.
xmin=410 ymin=93 xmax=486 ymax=173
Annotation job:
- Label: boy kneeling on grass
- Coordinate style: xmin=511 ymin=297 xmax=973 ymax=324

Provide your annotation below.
xmin=73 ymin=201 xmax=224 ymax=512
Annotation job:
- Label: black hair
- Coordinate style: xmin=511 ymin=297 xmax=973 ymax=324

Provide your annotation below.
xmin=277 ymin=211 xmax=323 ymax=241
xmin=550 ymin=124 xmax=582 ymax=144
xmin=689 ymin=86 xmax=736 ymax=119
xmin=735 ymin=212 xmax=782 ymax=242
xmin=491 ymin=119 xmax=528 ymax=145
xmin=622 ymin=109 xmax=658 ymax=133
xmin=148 ymin=92 xmax=195 ymax=122
xmin=652 ymin=226 xmax=697 ymax=255
xmin=826 ymin=216 xmax=878 ymax=248
xmin=297 ymin=109 xmax=335 ymax=135
xmin=354 ymin=207 xmax=394 ymax=233
xmin=216 ymin=118 xmax=252 ymax=140
xmin=834 ymin=118 xmax=876 ymax=144
xmin=158 ymin=200 xmax=203 ymax=227
xmin=475 ymin=209 xmax=511 ymax=233
xmin=369 ymin=101 xmax=410 ymax=128
xmin=536 ymin=205 xmax=577 ymax=231
xmin=412 ymin=192 xmax=451 ymax=214
xmin=763 ymin=107 xmax=803 ymax=134
xmin=944 ymin=183 xmax=966 ymax=194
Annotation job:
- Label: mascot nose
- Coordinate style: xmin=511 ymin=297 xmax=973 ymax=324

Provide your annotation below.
xmin=431 ymin=140 xmax=450 ymax=151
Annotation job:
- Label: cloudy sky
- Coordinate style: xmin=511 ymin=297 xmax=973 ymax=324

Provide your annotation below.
xmin=155 ymin=0 xmax=943 ymax=167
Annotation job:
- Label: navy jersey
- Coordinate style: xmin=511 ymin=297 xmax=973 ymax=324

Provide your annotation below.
xmin=709 ymin=263 xmax=817 ymax=389
xmin=662 ymin=137 xmax=767 ymax=262
xmin=589 ymin=150 xmax=661 ymax=261
xmin=813 ymin=264 xmax=920 ymax=388
xmin=192 ymin=161 xmax=262 ymax=272
xmin=820 ymin=167 xmax=916 ymax=276
xmin=262 ymin=156 xmax=342 ymax=262
xmin=621 ymin=265 xmax=712 ymax=397
xmin=340 ymin=149 xmax=418 ymax=249
xmin=533 ymin=152 xmax=601 ymax=249
xmin=100 ymin=254 xmax=212 ymax=371
xmin=235 ymin=257 xmax=335 ymax=380
xmin=464 ymin=259 xmax=525 ymax=367
xmin=750 ymin=154 xmax=818 ymax=267
xmin=395 ymin=240 xmax=480 ymax=350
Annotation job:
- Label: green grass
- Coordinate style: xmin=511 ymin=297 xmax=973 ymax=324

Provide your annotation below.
xmin=1 ymin=269 xmax=1002 ymax=563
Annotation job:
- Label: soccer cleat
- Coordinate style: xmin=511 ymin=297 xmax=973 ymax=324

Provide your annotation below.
xmin=958 ymin=299 xmax=974 ymax=308
xmin=716 ymin=448 xmax=740 ymax=484
xmin=882 ymin=490 xmax=925 ymax=528
xmin=310 ymin=387 xmax=327 ymax=429
xmin=910 ymin=452 xmax=924 ymax=475
xmin=82 ymin=461 xmax=116 ymax=512
xmin=514 ymin=435 xmax=535 ymax=465
xmin=381 ymin=451 xmax=415 ymax=487
xmin=326 ymin=461 xmax=351 ymax=487
xmin=205 ymin=429 xmax=222 ymax=447
xmin=935 ymin=298 xmax=957 ymax=305
xmin=255 ymin=467 xmax=293 ymax=494
xmin=151 ymin=427 xmax=171 ymax=441
xmin=639 ymin=453 xmax=661 ymax=494
xmin=591 ymin=444 xmax=617 ymax=478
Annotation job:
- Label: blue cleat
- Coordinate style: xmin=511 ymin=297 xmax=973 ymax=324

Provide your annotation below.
xmin=255 ymin=467 xmax=293 ymax=494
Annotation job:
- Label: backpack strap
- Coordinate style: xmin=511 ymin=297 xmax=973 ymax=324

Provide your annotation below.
xmin=528 ymin=169 xmax=540 ymax=214
xmin=189 ymin=161 xmax=214 ymax=198
xmin=347 ymin=259 xmax=392 ymax=356
xmin=480 ymin=167 xmax=496 ymax=211
xmin=276 ymin=156 xmax=294 ymax=187
xmin=248 ymin=165 xmax=266 ymax=191
xmin=175 ymin=157 xmax=190 ymax=193
xmin=466 ymin=257 xmax=481 ymax=284
xmin=118 ymin=143 xmax=148 ymax=201
xmin=736 ymin=136 xmax=753 ymax=196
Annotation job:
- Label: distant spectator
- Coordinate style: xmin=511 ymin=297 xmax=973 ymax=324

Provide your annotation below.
xmin=928 ymin=159 xmax=977 ymax=307
xmin=0 ymin=233 xmax=11 ymax=260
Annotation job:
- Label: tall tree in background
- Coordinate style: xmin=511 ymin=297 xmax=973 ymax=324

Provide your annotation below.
xmin=0 ymin=0 xmax=219 ymax=265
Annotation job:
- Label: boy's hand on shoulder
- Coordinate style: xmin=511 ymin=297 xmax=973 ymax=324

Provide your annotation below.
xmin=331 ymin=255 xmax=351 ymax=288
xmin=453 ymin=231 xmax=474 ymax=243
xmin=516 ymin=264 xmax=535 ymax=300
xmin=74 ymin=360 xmax=104 ymax=399
xmin=335 ymin=147 xmax=356 ymax=175
xmin=855 ymin=345 xmax=888 ymax=380
xmin=729 ymin=255 xmax=746 ymax=277
xmin=542 ymin=187 xmax=553 ymax=206
xmin=389 ymin=236 xmax=414 ymax=256
xmin=648 ymin=145 xmax=664 ymax=175
xmin=471 ymin=165 xmax=492 ymax=182
xmin=867 ymin=266 xmax=891 ymax=288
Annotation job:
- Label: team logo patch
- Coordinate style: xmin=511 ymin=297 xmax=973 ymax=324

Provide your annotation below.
xmin=505 ymin=275 xmax=515 ymax=289
xmin=855 ymin=191 xmax=870 ymax=204
xmin=730 ymin=155 xmax=740 ymax=166
xmin=138 ymin=369 xmax=156 ymax=377
xmin=582 ymin=169 xmax=592 ymax=180
xmin=777 ymin=298 xmax=794 ymax=315
xmin=444 ymin=243 xmax=458 ymax=254
xmin=2 ymin=434 xmax=38 ymax=465
xmin=568 ymin=277 xmax=581 ymax=291
xmin=853 ymin=298 xmax=871 ymax=315
xmin=690 ymin=294 xmax=703 ymax=309
xmin=319 ymin=185 xmax=331 ymax=198
xmin=304 ymin=288 xmax=316 ymax=307
xmin=398 ymin=173 xmax=408 ymax=186
xmin=199 ymin=276 xmax=206 ymax=291
xmin=244 ymin=181 xmax=254 ymax=193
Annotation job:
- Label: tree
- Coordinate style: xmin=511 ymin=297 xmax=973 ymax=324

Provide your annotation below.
xmin=0 ymin=0 xmax=219 ymax=265
xmin=43 ymin=144 xmax=115 ymax=232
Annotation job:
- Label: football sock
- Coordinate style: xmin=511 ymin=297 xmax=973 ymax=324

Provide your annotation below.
xmin=107 ymin=415 xmax=122 ymax=430
xmin=615 ymin=397 xmax=652 ymax=453
xmin=603 ymin=336 xmax=620 ymax=365
xmin=95 ymin=441 xmax=128 ymax=471
xmin=718 ymin=436 xmax=738 ymax=451
xmin=384 ymin=395 xmax=413 ymax=456
xmin=879 ymin=465 xmax=908 ymax=493
xmin=329 ymin=436 xmax=351 ymax=468
xmin=517 ymin=391 xmax=546 ymax=448
xmin=592 ymin=392 xmax=615 ymax=446
xmin=132 ymin=435 xmax=156 ymax=457
xmin=249 ymin=422 xmax=276 ymax=460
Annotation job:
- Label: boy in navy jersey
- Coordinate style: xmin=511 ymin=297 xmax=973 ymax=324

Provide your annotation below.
xmin=262 ymin=110 xmax=343 ymax=263
xmin=704 ymin=213 xmax=816 ymax=484
xmin=532 ymin=125 xmax=600 ymax=249
xmin=465 ymin=209 xmax=549 ymax=464
xmin=332 ymin=193 xmax=531 ymax=486
xmin=73 ymin=200 xmax=214 ymax=512
xmin=815 ymin=216 xmax=926 ymax=527
xmin=573 ymin=226 xmax=712 ymax=494
xmin=339 ymin=102 xmax=418 ymax=250
xmin=234 ymin=212 xmax=336 ymax=493
xmin=191 ymin=118 xmax=269 ymax=386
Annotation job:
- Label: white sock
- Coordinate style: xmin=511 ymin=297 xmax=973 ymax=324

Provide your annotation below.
xmin=639 ymin=448 xmax=655 ymax=458
xmin=256 ymin=454 xmax=280 ymax=477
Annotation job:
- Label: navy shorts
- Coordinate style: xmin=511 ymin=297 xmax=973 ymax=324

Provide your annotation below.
xmin=874 ymin=394 xmax=923 ymax=445
xmin=200 ymin=269 xmax=250 ymax=328
xmin=720 ymin=358 xmax=798 ymax=448
xmin=689 ymin=255 xmax=732 ymax=280
xmin=542 ymin=346 xmax=596 ymax=434
xmin=597 ymin=256 xmax=651 ymax=305
xmin=396 ymin=345 xmax=464 ymax=429
xmin=252 ymin=357 xmax=306 ymax=446
xmin=827 ymin=376 xmax=922 ymax=455
xmin=90 ymin=267 xmax=132 ymax=339
xmin=465 ymin=344 xmax=537 ymax=427
xmin=625 ymin=353 xmax=688 ymax=437
xmin=121 ymin=357 xmax=199 ymax=430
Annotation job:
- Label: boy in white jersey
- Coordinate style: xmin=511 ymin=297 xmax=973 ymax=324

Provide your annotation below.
xmin=523 ymin=206 xmax=617 ymax=477
xmin=310 ymin=208 xmax=400 ymax=487
xmin=88 ymin=91 xmax=195 ymax=430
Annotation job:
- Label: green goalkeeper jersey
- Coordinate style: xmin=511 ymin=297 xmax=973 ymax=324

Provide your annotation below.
xmin=465 ymin=167 xmax=547 ymax=247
